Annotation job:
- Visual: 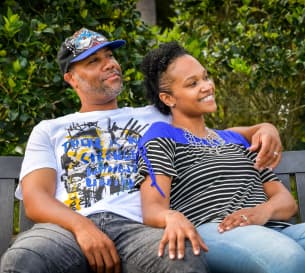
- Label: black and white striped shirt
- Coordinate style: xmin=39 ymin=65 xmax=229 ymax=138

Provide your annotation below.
xmin=135 ymin=122 xmax=290 ymax=228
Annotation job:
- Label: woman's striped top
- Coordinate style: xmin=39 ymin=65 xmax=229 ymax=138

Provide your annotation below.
xmin=135 ymin=121 xmax=290 ymax=228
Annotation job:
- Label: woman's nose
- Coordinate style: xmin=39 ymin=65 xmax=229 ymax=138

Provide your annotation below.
xmin=200 ymin=79 xmax=214 ymax=91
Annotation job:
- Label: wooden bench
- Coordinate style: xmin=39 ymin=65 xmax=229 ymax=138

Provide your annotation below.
xmin=1 ymin=151 xmax=305 ymax=257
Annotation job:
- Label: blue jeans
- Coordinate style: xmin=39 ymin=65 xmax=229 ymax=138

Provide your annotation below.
xmin=0 ymin=212 xmax=209 ymax=273
xmin=197 ymin=222 xmax=305 ymax=273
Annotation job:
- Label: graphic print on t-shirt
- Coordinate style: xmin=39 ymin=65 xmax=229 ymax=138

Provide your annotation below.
xmin=60 ymin=117 xmax=149 ymax=211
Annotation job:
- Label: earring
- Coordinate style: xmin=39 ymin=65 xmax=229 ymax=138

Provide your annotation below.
xmin=170 ymin=104 xmax=176 ymax=108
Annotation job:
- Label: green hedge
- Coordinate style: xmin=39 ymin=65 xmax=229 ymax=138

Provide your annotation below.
xmin=155 ymin=0 xmax=305 ymax=150
xmin=1 ymin=0 xmax=304 ymax=155
xmin=0 ymin=0 xmax=154 ymax=155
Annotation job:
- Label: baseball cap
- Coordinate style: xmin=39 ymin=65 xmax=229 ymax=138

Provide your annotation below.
xmin=57 ymin=27 xmax=126 ymax=74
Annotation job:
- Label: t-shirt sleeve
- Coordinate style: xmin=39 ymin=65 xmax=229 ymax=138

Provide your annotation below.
xmin=135 ymin=137 xmax=177 ymax=188
xmin=16 ymin=120 xmax=58 ymax=199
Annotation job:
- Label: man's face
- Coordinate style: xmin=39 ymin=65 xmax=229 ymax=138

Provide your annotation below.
xmin=66 ymin=47 xmax=123 ymax=104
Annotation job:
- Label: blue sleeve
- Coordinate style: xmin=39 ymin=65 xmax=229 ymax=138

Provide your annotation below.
xmin=138 ymin=121 xmax=187 ymax=148
xmin=215 ymin=130 xmax=250 ymax=148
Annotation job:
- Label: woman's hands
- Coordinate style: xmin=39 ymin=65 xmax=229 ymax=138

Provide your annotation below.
xmin=140 ymin=175 xmax=208 ymax=259
xmin=217 ymin=205 xmax=270 ymax=233
xmin=159 ymin=210 xmax=208 ymax=259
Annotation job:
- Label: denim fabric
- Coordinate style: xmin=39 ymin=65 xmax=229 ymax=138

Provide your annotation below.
xmin=0 ymin=223 xmax=89 ymax=273
xmin=197 ymin=222 xmax=305 ymax=273
xmin=0 ymin=212 xmax=209 ymax=273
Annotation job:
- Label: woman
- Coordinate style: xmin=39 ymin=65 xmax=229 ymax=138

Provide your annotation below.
xmin=135 ymin=42 xmax=305 ymax=273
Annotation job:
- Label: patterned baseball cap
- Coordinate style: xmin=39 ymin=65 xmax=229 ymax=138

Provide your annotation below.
xmin=57 ymin=28 xmax=126 ymax=74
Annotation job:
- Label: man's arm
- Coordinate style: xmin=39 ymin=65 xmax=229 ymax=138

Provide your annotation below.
xmin=22 ymin=168 xmax=120 ymax=273
xmin=229 ymin=123 xmax=282 ymax=170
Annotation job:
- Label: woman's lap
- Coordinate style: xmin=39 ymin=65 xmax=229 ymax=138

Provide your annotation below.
xmin=197 ymin=222 xmax=305 ymax=273
xmin=281 ymin=222 xmax=305 ymax=248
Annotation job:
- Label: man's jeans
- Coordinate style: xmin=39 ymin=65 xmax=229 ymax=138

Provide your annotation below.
xmin=0 ymin=212 xmax=209 ymax=273
xmin=197 ymin=222 xmax=305 ymax=273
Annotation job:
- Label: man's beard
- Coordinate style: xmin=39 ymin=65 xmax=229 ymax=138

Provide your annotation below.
xmin=74 ymin=71 xmax=123 ymax=98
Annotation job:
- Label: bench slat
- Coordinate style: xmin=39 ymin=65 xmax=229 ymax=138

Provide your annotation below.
xmin=296 ymin=173 xmax=305 ymax=223
xmin=276 ymin=174 xmax=291 ymax=191
xmin=0 ymin=178 xmax=15 ymax=256
xmin=19 ymin=202 xmax=34 ymax=232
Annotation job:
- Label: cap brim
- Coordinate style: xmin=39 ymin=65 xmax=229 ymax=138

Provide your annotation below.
xmin=71 ymin=40 xmax=126 ymax=63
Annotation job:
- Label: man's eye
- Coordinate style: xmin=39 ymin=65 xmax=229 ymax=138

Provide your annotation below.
xmin=89 ymin=58 xmax=97 ymax=64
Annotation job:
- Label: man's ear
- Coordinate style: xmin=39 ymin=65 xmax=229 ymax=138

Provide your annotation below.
xmin=64 ymin=72 xmax=74 ymax=87
xmin=159 ymin=92 xmax=175 ymax=107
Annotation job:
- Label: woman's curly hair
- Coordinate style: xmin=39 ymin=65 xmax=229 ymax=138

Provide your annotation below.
xmin=140 ymin=41 xmax=188 ymax=115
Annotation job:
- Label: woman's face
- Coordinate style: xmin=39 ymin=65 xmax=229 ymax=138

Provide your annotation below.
xmin=163 ymin=54 xmax=217 ymax=117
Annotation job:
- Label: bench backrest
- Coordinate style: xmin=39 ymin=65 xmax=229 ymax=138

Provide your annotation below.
xmin=0 ymin=156 xmax=33 ymax=257
xmin=1 ymin=151 xmax=305 ymax=257
xmin=273 ymin=150 xmax=305 ymax=222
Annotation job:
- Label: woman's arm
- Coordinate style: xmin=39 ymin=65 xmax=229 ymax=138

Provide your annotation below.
xmin=140 ymin=174 xmax=208 ymax=259
xmin=262 ymin=181 xmax=298 ymax=221
xmin=140 ymin=174 xmax=172 ymax=227
xmin=217 ymin=181 xmax=297 ymax=233
xmin=229 ymin=123 xmax=282 ymax=170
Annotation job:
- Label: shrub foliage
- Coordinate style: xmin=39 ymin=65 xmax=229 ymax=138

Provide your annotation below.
xmin=0 ymin=0 xmax=304 ymax=155
xmin=0 ymin=0 xmax=153 ymax=155
xmin=156 ymin=0 xmax=305 ymax=150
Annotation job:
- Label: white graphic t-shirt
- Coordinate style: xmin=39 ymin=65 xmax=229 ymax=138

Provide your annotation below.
xmin=15 ymin=105 xmax=170 ymax=223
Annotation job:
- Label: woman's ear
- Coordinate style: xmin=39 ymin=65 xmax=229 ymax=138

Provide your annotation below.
xmin=159 ymin=92 xmax=176 ymax=107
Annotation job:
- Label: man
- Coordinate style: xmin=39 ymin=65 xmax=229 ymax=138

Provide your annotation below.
xmin=0 ymin=28 xmax=282 ymax=273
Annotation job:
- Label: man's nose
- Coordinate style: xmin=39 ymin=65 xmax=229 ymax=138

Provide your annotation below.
xmin=103 ymin=59 xmax=115 ymax=70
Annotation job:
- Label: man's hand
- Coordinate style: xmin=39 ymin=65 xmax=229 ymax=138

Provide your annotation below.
xmin=158 ymin=210 xmax=208 ymax=260
xmin=73 ymin=218 xmax=121 ymax=273
xmin=248 ymin=123 xmax=282 ymax=170
xmin=22 ymin=168 xmax=121 ymax=273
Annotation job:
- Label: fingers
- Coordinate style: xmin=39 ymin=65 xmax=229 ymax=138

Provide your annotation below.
xmin=249 ymin=135 xmax=282 ymax=170
xmin=87 ymin=246 xmax=120 ymax=273
xmin=110 ymin=246 xmax=121 ymax=273
xmin=102 ymin=241 xmax=121 ymax=273
xmin=268 ymin=150 xmax=282 ymax=170
xmin=80 ymin=233 xmax=120 ymax=273
xmin=86 ymin=252 xmax=102 ymax=273
xmin=218 ymin=213 xmax=250 ymax=233
xmin=158 ymin=228 xmax=207 ymax=260
xmin=255 ymin=148 xmax=282 ymax=170
xmin=164 ymin=231 xmax=186 ymax=259
xmin=248 ymin=132 xmax=261 ymax=153
xmin=158 ymin=232 xmax=178 ymax=259
xmin=190 ymin=234 xmax=208 ymax=253
xmin=176 ymin=231 xmax=185 ymax=259
xmin=256 ymin=140 xmax=280 ymax=169
xmin=158 ymin=234 xmax=167 ymax=258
